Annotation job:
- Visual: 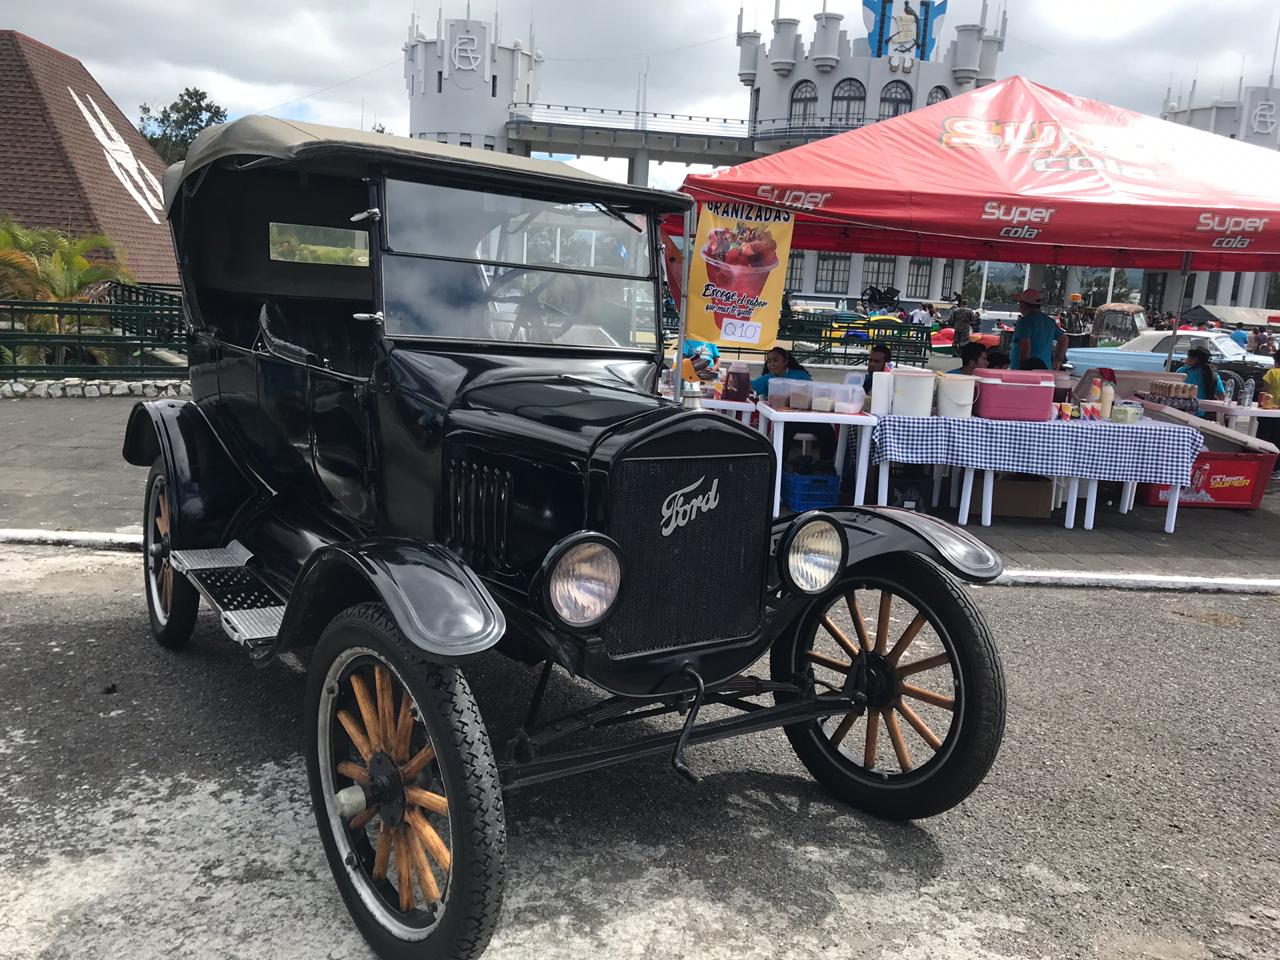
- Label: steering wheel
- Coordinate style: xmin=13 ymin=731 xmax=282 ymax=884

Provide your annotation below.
xmin=483 ymin=268 xmax=590 ymax=342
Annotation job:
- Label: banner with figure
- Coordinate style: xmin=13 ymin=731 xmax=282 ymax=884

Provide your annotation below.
xmin=686 ymin=201 xmax=794 ymax=348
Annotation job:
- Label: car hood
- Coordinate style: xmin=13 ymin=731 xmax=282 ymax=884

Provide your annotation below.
xmin=386 ymin=348 xmax=679 ymax=461
xmin=452 ymin=374 xmax=678 ymax=459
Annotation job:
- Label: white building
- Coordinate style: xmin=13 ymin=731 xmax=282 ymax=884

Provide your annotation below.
xmin=739 ymin=0 xmax=1008 ymax=306
xmin=403 ymin=9 xmax=542 ymax=153
xmin=1144 ymin=78 xmax=1280 ymax=313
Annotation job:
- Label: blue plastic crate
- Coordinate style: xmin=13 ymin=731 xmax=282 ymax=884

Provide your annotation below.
xmin=781 ymin=470 xmax=840 ymax=511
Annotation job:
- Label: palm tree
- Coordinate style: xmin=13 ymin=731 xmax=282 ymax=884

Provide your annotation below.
xmin=0 ymin=220 xmax=133 ymax=368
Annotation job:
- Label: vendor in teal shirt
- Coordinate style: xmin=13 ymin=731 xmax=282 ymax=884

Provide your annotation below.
xmin=751 ymin=345 xmax=813 ymax=394
xmin=1010 ymin=289 xmax=1067 ymax=370
xmin=1176 ymin=343 xmax=1225 ymax=409
xmin=683 ymin=338 xmax=720 ymax=372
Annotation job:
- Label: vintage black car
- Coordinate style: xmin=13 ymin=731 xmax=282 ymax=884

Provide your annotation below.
xmin=123 ymin=117 xmax=1007 ymax=960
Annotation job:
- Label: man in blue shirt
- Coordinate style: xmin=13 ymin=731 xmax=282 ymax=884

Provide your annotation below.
xmin=1231 ymin=323 xmax=1250 ymax=348
xmin=1010 ymin=289 xmax=1067 ymax=370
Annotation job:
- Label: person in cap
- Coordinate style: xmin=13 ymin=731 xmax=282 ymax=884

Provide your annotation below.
xmin=1010 ymin=288 xmax=1067 ymax=371
xmin=1175 ymin=342 xmax=1225 ymax=409
xmin=1231 ymin=322 xmax=1249 ymax=349
xmin=950 ymin=297 xmax=977 ymax=357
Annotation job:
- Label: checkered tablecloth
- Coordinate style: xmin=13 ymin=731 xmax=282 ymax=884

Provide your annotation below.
xmin=872 ymin=416 xmax=1205 ymax=486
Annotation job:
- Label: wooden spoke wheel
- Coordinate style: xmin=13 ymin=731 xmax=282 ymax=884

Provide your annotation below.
xmin=306 ymin=603 xmax=505 ymax=960
xmin=143 ymin=459 xmax=197 ymax=648
xmin=771 ymin=554 xmax=1006 ymax=820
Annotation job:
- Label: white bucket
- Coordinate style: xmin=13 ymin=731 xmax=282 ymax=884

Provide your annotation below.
xmin=869 ymin=371 xmax=894 ymax=415
xmin=936 ymin=373 xmax=976 ymax=418
xmin=891 ymin=369 xmax=936 ymax=417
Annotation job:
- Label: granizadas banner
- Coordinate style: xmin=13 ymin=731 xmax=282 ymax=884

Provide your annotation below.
xmin=686 ymin=202 xmax=794 ymax=347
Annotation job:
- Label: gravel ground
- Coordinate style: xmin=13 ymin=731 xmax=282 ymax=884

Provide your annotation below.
xmin=1 ymin=545 xmax=1277 ymax=960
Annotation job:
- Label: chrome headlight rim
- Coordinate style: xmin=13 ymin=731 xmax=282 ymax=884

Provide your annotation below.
xmin=537 ymin=531 xmax=625 ymax=632
xmin=778 ymin=511 xmax=848 ymax=596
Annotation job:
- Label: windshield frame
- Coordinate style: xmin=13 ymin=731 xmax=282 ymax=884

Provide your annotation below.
xmin=373 ymin=169 xmax=664 ymax=357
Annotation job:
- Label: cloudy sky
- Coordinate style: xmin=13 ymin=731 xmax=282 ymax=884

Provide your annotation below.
xmin=10 ymin=0 xmax=1280 ymax=187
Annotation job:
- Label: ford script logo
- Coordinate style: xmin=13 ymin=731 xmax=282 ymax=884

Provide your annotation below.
xmin=660 ymin=476 xmax=720 ymax=538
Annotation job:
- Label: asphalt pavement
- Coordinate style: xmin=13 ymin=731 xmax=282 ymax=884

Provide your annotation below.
xmin=3 ymin=397 xmax=1278 ymax=576
xmin=1 ymin=545 xmax=1277 ymax=960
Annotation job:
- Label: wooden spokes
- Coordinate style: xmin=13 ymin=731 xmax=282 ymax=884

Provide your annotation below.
xmin=335 ymin=662 xmax=451 ymax=912
xmin=812 ymin=587 xmax=958 ymax=776
xmin=152 ymin=483 xmax=173 ymax=615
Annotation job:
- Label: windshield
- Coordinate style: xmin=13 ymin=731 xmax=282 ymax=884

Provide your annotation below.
xmin=381 ymin=179 xmax=657 ymax=349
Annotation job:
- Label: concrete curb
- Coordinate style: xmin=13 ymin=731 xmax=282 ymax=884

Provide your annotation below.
xmin=991 ymin=568 xmax=1280 ymax=594
xmin=0 ymin=529 xmax=1276 ymax=593
xmin=0 ymin=529 xmax=143 ymax=551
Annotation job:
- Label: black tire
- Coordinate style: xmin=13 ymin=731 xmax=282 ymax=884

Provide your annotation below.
xmin=771 ymin=553 xmax=1005 ymax=820
xmin=143 ymin=458 xmax=198 ymax=649
xmin=305 ymin=603 xmax=506 ymax=960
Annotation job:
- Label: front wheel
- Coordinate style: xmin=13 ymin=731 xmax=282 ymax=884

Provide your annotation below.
xmin=771 ymin=553 xmax=1005 ymax=820
xmin=305 ymin=603 xmax=506 ymax=960
xmin=143 ymin=458 xmax=198 ymax=649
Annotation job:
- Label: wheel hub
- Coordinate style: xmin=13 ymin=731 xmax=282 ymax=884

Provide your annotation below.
xmin=848 ymin=652 xmax=899 ymax=710
xmin=367 ymin=751 xmax=406 ymax=826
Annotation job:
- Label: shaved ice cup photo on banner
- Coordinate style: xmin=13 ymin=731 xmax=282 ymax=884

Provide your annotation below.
xmin=686 ymin=202 xmax=795 ymax=347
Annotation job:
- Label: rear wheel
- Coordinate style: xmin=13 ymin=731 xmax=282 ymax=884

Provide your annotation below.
xmin=772 ymin=553 xmax=1005 ymax=820
xmin=305 ymin=603 xmax=506 ymax=960
xmin=143 ymin=459 xmax=198 ymax=649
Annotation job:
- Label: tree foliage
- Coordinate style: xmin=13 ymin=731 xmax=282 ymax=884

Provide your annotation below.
xmin=138 ymin=88 xmax=229 ymax=165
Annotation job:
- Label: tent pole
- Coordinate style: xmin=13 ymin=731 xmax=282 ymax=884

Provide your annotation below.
xmin=1166 ymin=252 xmax=1193 ymax=370
xmin=1106 ymin=267 xmax=1116 ymax=304
xmin=979 ymin=260 xmax=989 ymax=310
xmin=673 ymin=205 xmax=695 ymax=403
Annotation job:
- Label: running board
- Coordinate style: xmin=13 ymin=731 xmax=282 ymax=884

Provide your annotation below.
xmin=171 ymin=541 xmax=284 ymax=649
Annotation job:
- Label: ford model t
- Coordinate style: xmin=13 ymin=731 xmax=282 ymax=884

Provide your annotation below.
xmin=123 ymin=118 xmax=1006 ymax=960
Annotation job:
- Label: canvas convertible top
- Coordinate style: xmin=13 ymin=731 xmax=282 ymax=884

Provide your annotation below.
xmin=163 ymin=115 xmax=693 ymax=214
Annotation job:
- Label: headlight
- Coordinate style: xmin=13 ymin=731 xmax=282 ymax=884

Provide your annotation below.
xmin=544 ymin=535 xmax=623 ymax=628
xmin=781 ymin=514 xmax=847 ymax=595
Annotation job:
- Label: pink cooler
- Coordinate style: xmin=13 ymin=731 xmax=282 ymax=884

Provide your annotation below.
xmin=975 ymin=370 xmax=1055 ymax=421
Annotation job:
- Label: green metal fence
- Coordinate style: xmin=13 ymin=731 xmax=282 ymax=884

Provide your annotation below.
xmin=0 ymin=296 xmax=188 ymax=380
xmin=700 ymin=311 xmax=933 ymax=368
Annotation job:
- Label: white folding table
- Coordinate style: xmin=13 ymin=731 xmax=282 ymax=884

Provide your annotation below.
xmin=754 ymin=403 xmax=879 ymax=516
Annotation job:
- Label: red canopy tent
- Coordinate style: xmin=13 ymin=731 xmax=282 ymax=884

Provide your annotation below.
xmin=679 ymin=76 xmax=1280 ymax=273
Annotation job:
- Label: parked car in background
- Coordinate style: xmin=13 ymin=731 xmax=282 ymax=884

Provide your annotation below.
xmin=1090 ymin=303 xmax=1148 ymax=346
xmin=1067 ymin=329 xmax=1274 ymax=393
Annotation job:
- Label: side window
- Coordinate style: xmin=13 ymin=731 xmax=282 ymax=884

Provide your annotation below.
xmin=1154 ymin=336 xmax=1172 ymax=354
xmin=269 ymin=223 xmax=369 ymax=267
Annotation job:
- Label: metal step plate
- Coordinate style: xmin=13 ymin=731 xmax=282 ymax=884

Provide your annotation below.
xmin=182 ymin=564 xmax=285 ymax=647
xmin=221 ymin=606 xmax=285 ymax=645
xmin=170 ymin=540 xmax=253 ymax=573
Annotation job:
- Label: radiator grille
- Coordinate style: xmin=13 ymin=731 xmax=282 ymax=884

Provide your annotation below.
xmin=602 ymin=454 xmax=771 ymax=657
xmin=446 ymin=458 xmax=512 ymax=570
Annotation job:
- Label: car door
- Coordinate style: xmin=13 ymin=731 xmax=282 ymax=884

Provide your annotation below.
xmin=310 ymin=363 xmax=375 ymax=526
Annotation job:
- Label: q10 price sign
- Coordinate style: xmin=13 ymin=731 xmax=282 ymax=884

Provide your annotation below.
xmin=686 ymin=201 xmax=795 ymax=347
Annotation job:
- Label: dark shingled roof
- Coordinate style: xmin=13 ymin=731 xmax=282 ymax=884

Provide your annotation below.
xmin=0 ymin=31 xmax=178 ymax=282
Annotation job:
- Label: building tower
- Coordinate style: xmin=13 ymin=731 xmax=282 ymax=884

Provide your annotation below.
xmin=1151 ymin=53 xmax=1280 ymax=312
xmin=404 ymin=7 xmax=542 ymax=153
xmin=738 ymin=1 xmax=1009 ymax=305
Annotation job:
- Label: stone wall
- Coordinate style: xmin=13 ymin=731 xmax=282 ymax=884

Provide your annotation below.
xmin=1 ymin=378 xmax=190 ymax=398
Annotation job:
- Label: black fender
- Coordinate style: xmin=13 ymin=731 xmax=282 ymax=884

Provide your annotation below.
xmin=120 ymin=399 xmax=256 ymax=547
xmin=773 ymin=506 xmax=1003 ymax=584
xmin=264 ymin=539 xmax=506 ymax=665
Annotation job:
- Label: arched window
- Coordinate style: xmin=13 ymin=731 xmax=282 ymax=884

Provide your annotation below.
xmin=831 ymin=79 xmax=866 ymax=124
xmin=879 ymin=80 xmax=913 ymax=120
xmin=927 ymin=85 xmax=950 ymax=106
xmin=789 ymin=80 xmax=819 ymax=125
